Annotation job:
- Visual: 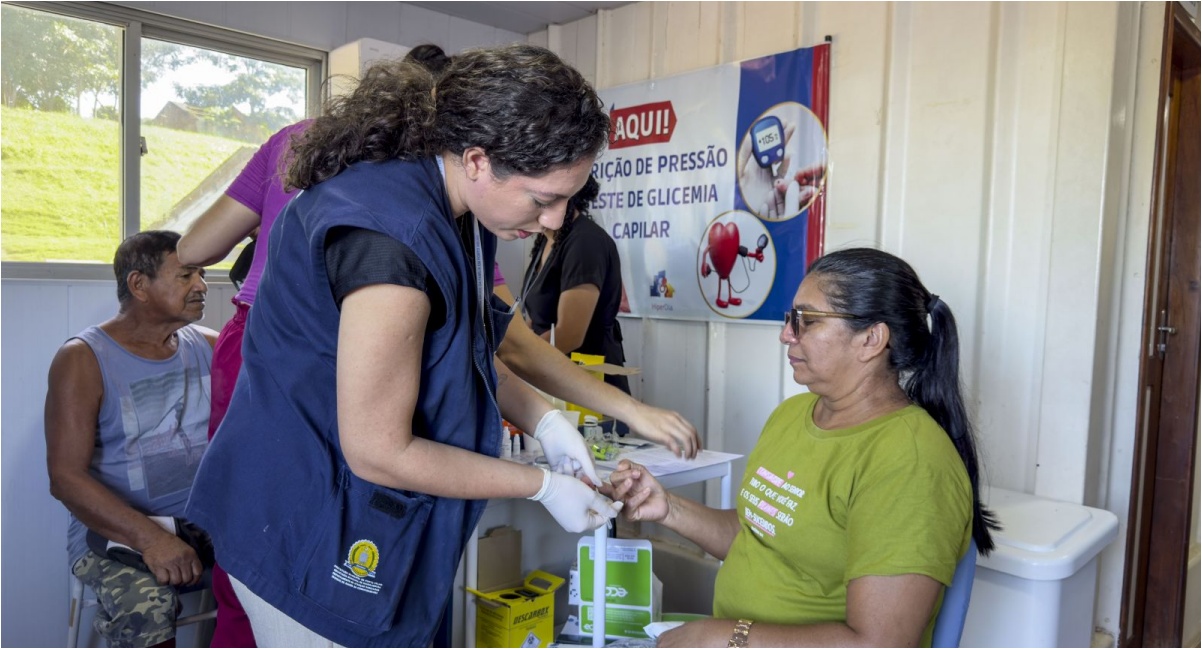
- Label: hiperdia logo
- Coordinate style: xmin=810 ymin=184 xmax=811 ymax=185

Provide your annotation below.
xmin=609 ymin=101 xmax=676 ymax=150
xmin=649 ymin=270 xmax=675 ymax=298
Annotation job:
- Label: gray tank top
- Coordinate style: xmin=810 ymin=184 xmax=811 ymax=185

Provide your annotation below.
xmin=66 ymin=325 xmax=213 ymax=568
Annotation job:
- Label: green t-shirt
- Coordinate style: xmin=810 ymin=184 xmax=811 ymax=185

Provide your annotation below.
xmin=713 ymin=393 xmax=972 ymax=646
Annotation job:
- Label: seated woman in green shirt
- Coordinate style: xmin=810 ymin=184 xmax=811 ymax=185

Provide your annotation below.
xmin=605 ymin=248 xmax=998 ymax=648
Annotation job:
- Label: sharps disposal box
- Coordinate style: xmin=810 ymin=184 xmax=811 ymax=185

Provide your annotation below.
xmin=961 ymin=487 xmax=1119 ymax=647
xmin=467 ymin=570 xmax=564 ymax=648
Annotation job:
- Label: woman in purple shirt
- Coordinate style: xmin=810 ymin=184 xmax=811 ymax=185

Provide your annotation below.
xmin=180 ymin=120 xmax=308 ymax=430
xmin=177 ymin=119 xmax=309 ymax=648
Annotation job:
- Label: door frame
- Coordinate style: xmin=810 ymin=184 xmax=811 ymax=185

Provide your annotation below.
xmin=1119 ymin=3 xmax=1201 ymax=647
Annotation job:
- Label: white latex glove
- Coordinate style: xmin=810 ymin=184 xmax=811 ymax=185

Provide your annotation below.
xmin=534 ymin=409 xmax=602 ymax=485
xmin=528 ymin=468 xmax=623 ymax=533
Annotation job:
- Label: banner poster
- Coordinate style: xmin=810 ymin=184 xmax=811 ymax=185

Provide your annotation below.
xmin=593 ymin=43 xmax=830 ymax=323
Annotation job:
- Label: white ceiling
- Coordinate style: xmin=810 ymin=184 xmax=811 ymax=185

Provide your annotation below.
xmin=406 ymin=1 xmax=632 ymax=35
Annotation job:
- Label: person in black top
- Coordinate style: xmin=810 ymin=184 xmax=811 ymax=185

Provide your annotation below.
xmin=521 ymin=176 xmax=630 ymax=397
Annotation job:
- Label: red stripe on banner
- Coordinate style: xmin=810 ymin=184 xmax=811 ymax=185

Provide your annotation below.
xmin=807 ymin=43 xmax=831 ymax=265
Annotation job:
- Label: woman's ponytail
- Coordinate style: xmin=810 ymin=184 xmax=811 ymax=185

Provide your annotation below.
xmin=906 ymin=296 xmax=999 ymax=554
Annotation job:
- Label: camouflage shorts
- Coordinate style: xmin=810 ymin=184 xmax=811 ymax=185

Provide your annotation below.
xmin=72 ymin=551 xmax=177 ymax=648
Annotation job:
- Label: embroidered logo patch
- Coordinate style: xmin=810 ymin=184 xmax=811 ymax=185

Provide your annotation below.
xmin=331 ymin=539 xmax=384 ymax=595
xmin=346 ymin=540 xmax=379 ymax=578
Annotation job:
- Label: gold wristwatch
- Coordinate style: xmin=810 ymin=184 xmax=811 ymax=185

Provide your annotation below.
xmin=727 ymin=619 xmax=754 ymax=647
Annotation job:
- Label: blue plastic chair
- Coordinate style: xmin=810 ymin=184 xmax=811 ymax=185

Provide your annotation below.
xmin=931 ymin=539 xmax=978 ymax=648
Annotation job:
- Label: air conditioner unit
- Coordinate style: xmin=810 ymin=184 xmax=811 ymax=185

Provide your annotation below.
xmin=328 ymin=38 xmax=411 ymax=98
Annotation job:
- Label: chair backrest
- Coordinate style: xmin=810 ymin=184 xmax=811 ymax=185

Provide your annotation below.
xmin=931 ymin=539 xmax=978 ymax=648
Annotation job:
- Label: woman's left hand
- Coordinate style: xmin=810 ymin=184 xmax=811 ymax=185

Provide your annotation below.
xmin=627 ymin=403 xmax=700 ymax=458
xmin=534 ymin=409 xmax=601 ymax=485
xmin=657 ymin=618 xmax=732 ymax=647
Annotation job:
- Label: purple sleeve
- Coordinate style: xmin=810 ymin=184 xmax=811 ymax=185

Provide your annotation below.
xmin=493 ymin=262 xmax=506 ymax=286
xmin=224 ymin=120 xmax=310 ymax=218
xmin=227 ymin=120 xmax=311 ymax=304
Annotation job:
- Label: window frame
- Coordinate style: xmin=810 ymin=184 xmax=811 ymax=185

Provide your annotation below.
xmin=0 ymin=1 xmax=326 ymax=280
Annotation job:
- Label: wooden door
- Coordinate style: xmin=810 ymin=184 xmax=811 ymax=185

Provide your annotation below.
xmin=1120 ymin=4 xmax=1201 ymax=647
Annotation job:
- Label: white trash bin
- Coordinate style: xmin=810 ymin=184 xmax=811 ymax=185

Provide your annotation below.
xmin=960 ymin=487 xmax=1119 ymax=648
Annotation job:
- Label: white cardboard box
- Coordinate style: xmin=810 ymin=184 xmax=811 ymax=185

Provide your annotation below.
xmin=573 ymin=538 xmax=661 ymax=639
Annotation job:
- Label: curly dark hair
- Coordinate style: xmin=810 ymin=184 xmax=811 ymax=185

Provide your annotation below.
xmin=404 ymin=43 xmax=451 ymax=76
xmin=286 ymin=44 xmax=609 ymax=190
xmin=114 ymin=230 xmax=180 ymax=304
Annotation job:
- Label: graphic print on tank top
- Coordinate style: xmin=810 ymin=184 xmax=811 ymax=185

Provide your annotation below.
xmin=120 ymin=366 xmax=210 ymax=499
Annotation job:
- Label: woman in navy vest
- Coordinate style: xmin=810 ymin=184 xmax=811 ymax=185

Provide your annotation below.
xmin=186 ymin=44 xmax=654 ymax=647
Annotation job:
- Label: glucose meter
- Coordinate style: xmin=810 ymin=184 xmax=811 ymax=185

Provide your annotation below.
xmin=751 ymin=115 xmax=786 ymax=169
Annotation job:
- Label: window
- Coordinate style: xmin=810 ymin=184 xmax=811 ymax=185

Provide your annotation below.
xmin=1 ymin=6 xmax=123 ymax=264
xmin=1 ymin=2 xmax=323 ymax=276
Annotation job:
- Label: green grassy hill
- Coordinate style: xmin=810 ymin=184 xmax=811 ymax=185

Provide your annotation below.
xmin=2 ymin=106 xmax=252 ymax=263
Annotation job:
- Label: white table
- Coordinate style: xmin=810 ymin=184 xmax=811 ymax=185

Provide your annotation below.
xmin=463 ymin=446 xmax=740 ymax=648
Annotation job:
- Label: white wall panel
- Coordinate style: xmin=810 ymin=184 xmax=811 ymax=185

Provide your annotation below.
xmin=598 ymin=3 xmax=653 ymax=86
xmin=557 ymin=0 xmax=1165 ymax=639
xmin=712 ymin=322 xmax=784 ymax=499
xmin=733 ymin=2 xmax=801 ymax=59
xmin=617 ymin=316 xmax=645 ymax=401
xmin=809 ymin=2 xmax=891 ymax=251
xmin=289 ymin=2 xmax=348 ymax=51
xmin=650 ymin=2 xmax=722 ymax=75
xmin=884 ymin=3 xmax=995 ymax=412
xmin=116 ymin=1 xmax=523 ymax=54
xmin=573 ymin=14 xmax=599 ymax=87
xmin=224 ymin=2 xmax=291 ymax=43
xmin=345 ymin=2 xmax=403 ymax=46
xmin=974 ymin=1 xmax=1065 ymax=494
xmin=549 ymin=14 xmax=600 ymax=86
xmin=135 ymin=1 xmax=226 ymax=27
xmin=527 ymin=28 xmax=550 ymax=49
xmin=198 ymin=284 xmax=240 ymax=332
xmin=1 ymin=279 xmax=233 ymax=648
xmin=1034 ymin=3 xmax=1121 ymax=504
xmin=446 ymin=15 xmax=498 ymax=55
xmin=1 ymin=283 xmax=72 ymax=649
xmin=64 ymin=282 xmax=122 ymax=336
xmin=638 ymin=320 xmax=709 ymax=431
xmin=397 ymin=4 xmax=452 ymax=50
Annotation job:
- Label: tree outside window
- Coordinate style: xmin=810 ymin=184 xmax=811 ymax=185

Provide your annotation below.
xmin=1 ymin=4 xmax=311 ymax=266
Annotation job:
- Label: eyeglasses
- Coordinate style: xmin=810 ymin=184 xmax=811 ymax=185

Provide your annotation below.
xmin=783 ymin=308 xmax=859 ymax=337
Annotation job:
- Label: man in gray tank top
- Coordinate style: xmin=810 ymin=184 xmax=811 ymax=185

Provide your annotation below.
xmin=45 ymin=231 xmax=218 ymax=648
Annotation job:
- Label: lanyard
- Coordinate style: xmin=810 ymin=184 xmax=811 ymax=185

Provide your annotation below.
xmin=471 ymin=214 xmax=492 ymax=350
xmin=436 ymin=154 xmax=490 ymax=342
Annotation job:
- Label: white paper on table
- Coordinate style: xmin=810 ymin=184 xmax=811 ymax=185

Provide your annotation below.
xmin=643 ymin=621 xmax=685 ymax=640
xmin=597 ymin=446 xmax=742 ymax=476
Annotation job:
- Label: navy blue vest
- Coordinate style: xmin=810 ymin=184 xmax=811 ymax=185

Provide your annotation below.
xmin=187 ymin=158 xmax=507 ymax=646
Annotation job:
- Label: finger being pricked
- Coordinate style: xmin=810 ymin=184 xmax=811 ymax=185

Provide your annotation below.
xmin=604 ymin=460 xmax=645 ymax=497
xmin=601 ymin=463 xmax=639 ymax=499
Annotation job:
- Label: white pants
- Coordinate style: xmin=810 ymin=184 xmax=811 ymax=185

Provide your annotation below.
xmin=228 ymin=575 xmax=344 ymax=648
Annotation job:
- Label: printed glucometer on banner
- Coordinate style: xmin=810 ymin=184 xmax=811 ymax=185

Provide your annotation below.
xmin=751 ymin=115 xmax=786 ymax=171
